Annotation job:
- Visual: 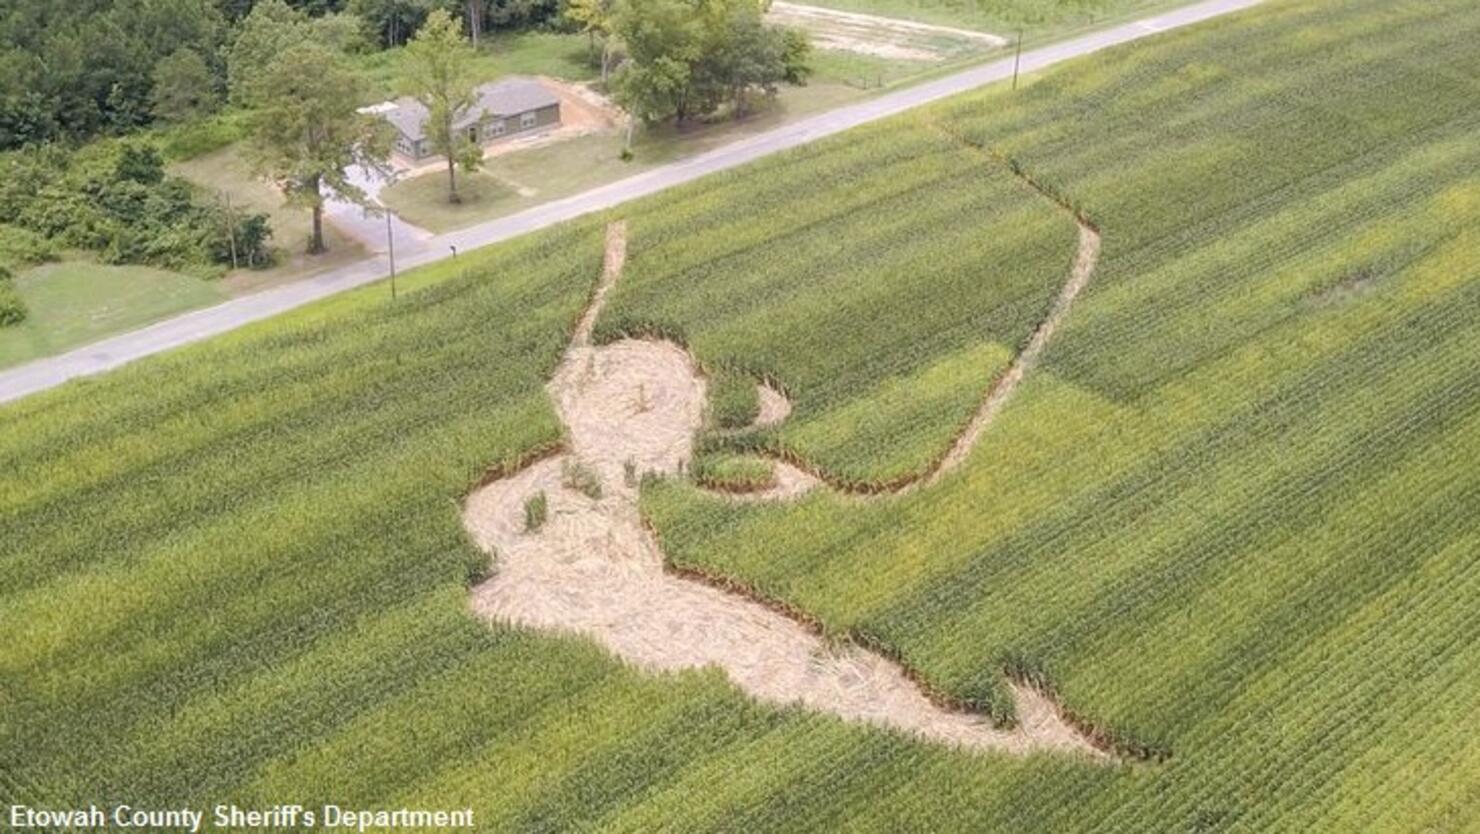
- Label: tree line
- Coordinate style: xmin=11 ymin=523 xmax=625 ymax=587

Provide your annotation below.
xmin=0 ymin=0 xmax=562 ymax=150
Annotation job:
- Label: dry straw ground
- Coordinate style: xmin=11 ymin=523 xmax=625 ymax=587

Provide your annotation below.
xmin=463 ymin=219 xmax=1106 ymax=757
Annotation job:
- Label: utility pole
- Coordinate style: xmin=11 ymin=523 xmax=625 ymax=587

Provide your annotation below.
xmin=385 ymin=211 xmax=397 ymax=301
xmin=1012 ymin=30 xmax=1023 ymax=91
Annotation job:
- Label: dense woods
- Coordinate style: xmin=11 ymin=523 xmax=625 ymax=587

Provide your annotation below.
xmin=0 ymin=0 xmax=565 ymax=150
xmin=0 ymin=0 xmax=226 ymax=149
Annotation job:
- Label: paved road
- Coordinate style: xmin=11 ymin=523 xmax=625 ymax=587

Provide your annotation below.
xmin=0 ymin=0 xmax=1260 ymax=407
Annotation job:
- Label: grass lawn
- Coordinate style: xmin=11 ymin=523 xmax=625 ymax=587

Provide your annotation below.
xmin=798 ymin=0 xmax=1197 ymax=41
xmin=379 ymin=170 xmax=521 ymax=234
xmin=355 ymin=31 xmax=595 ymax=102
xmin=809 ymin=48 xmax=949 ymax=90
xmin=381 ymin=81 xmax=874 ymax=233
xmin=0 ymin=261 xmax=227 ymax=369
xmin=169 ymin=145 xmax=368 ymax=294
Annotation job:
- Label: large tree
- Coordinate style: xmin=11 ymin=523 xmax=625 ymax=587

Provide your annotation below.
xmin=227 ymin=0 xmax=369 ymax=103
xmin=610 ymin=0 xmax=699 ymax=125
xmin=226 ymin=0 xmax=316 ymax=103
xmin=151 ymin=48 xmax=220 ymax=123
xmin=701 ymin=0 xmax=810 ymax=117
xmin=237 ymin=41 xmax=391 ymax=254
xmin=403 ymin=9 xmax=483 ymax=204
xmin=563 ymin=0 xmax=618 ymax=84
xmin=610 ymin=0 xmax=809 ymax=129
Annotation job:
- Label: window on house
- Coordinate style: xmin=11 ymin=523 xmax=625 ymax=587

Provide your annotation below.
xmin=468 ymin=126 xmax=478 ymax=143
xmin=520 ymin=111 xmax=537 ymax=129
xmin=491 ymin=120 xmax=506 ymax=136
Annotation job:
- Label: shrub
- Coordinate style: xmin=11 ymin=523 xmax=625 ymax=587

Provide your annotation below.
xmin=0 ymin=139 xmax=269 ymax=273
xmin=155 ymin=110 xmax=251 ymax=162
xmin=0 ymin=224 xmax=55 ymax=267
xmin=0 ymin=265 xmax=26 ymax=327
xmin=561 ymin=459 xmax=603 ymax=499
xmin=523 ymin=491 xmax=548 ymax=532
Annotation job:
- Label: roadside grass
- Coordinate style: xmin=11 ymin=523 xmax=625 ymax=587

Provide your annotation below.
xmin=809 ymin=47 xmax=946 ymax=90
xmin=0 ymin=261 xmax=228 ymax=369
xmin=769 ymin=4 xmax=1003 ymax=61
xmin=169 ymin=145 xmax=368 ymax=294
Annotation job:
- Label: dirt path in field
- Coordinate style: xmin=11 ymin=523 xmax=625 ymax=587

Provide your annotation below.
xmin=928 ymin=222 xmax=1100 ymax=483
xmin=713 ymin=147 xmax=1101 ymax=502
xmin=710 ymin=127 xmax=1107 ymax=499
xmin=464 ymin=221 xmax=1106 ymax=758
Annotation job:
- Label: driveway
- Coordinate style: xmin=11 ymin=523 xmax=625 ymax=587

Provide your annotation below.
xmin=322 ymin=164 xmax=435 ymax=255
xmin=0 ymin=0 xmax=1262 ymax=407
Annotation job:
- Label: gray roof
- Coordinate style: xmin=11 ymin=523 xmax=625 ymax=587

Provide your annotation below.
xmin=381 ymin=77 xmax=559 ymax=142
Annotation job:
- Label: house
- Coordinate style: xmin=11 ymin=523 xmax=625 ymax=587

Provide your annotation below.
xmin=376 ymin=77 xmax=561 ymax=162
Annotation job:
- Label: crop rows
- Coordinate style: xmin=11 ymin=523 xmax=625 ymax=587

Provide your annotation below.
xmin=3 ymin=0 xmax=1478 ymax=830
xmin=600 ymin=122 xmax=1076 ymax=487
xmin=642 ymin=0 xmax=1480 ymax=827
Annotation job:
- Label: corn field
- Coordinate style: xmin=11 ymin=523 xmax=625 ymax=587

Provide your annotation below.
xmin=3 ymin=0 xmax=1479 ymax=830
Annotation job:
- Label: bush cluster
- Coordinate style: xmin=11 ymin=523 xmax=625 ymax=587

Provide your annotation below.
xmin=0 ymin=263 xmax=24 ymax=327
xmin=0 ymin=141 xmax=270 ymax=275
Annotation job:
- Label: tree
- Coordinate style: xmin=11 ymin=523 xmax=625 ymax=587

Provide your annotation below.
xmin=703 ymin=1 xmax=811 ymax=117
xmin=466 ymin=0 xmax=484 ymax=49
xmin=349 ymin=0 xmax=432 ymax=46
xmin=482 ymin=0 xmax=560 ymax=30
xmin=0 ymin=0 xmax=224 ymax=148
xmin=237 ymin=41 xmax=391 ymax=254
xmin=152 ymin=48 xmax=220 ymax=123
xmin=611 ymin=0 xmax=700 ymax=125
xmin=0 ymin=263 xmax=25 ymax=327
xmin=610 ymin=0 xmax=810 ymax=131
xmin=564 ymin=0 xmax=618 ymax=84
xmin=227 ymin=0 xmax=368 ymax=103
xmin=403 ymin=10 xmax=483 ymax=204
xmin=227 ymin=0 xmax=315 ymax=103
